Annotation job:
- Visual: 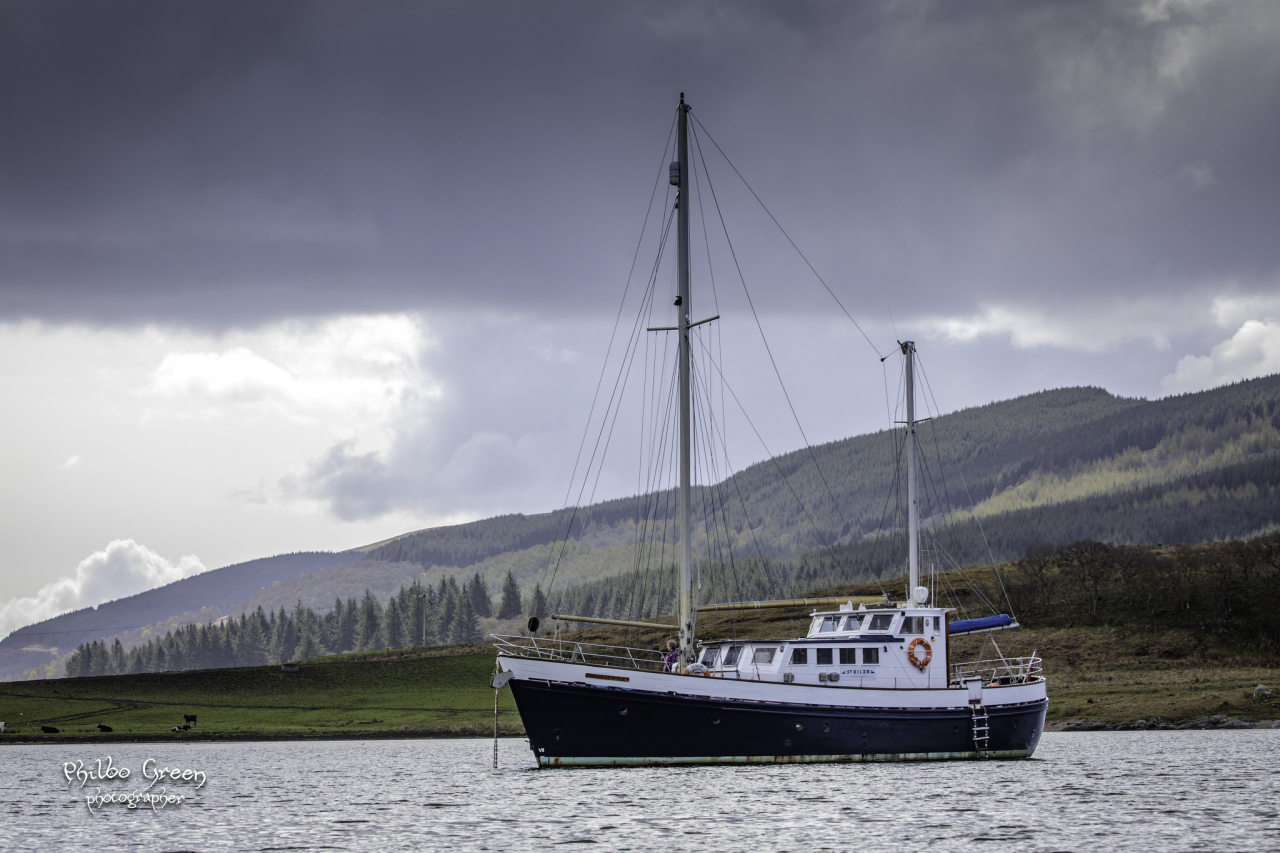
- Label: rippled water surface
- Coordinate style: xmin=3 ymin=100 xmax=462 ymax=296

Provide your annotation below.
xmin=2 ymin=732 xmax=1276 ymax=852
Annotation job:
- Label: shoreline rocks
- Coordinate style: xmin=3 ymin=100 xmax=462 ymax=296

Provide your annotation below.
xmin=1058 ymin=714 xmax=1276 ymax=731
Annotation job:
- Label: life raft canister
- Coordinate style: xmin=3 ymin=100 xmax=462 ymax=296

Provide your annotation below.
xmin=907 ymin=638 xmax=932 ymax=670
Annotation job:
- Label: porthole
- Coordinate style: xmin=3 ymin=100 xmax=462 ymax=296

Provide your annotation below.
xmin=711 ymin=715 xmax=721 ymax=725
xmin=553 ymin=728 xmax=563 ymax=742
xmin=618 ymin=706 xmax=628 ymax=716
xmin=822 ymin=721 xmax=831 ymax=733
xmin=795 ymin=721 xmax=804 ymax=731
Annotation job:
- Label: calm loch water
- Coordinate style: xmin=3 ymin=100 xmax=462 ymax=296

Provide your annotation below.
xmin=1 ymin=732 xmax=1276 ymax=851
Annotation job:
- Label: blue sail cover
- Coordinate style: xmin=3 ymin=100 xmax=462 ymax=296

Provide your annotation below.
xmin=949 ymin=614 xmax=1015 ymax=634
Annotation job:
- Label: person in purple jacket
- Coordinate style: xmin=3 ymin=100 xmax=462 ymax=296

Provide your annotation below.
xmin=662 ymin=639 xmax=679 ymax=672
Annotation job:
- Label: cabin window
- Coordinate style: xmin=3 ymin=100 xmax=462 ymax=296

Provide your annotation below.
xmin=867 ymin=614 xmax=894 ymax=632
xmin=819 ymin=616 xmax=839 ymax=633
xmin=701 ymin=648 xmax=719 ymax=667
xmin=862 ymin=648 xmax=879 ymax=665
xmin=816 ymin=648 xmax=833 ymax=665
xmin=723 ymin=646 xmax=743 ymax=667
xmin=753 ymin=648 xmax=776 ymax=665
xmin=902 ymin=616 xmax=924 ymax=635
xmin=838 ymin=648 xmax=857 ymax=665
xmin=932 ymin=617 xmax=940 ymax=630
xmin=790 ymin=648 xmax=808 ymax=665
xmin=843 ymin=616 xmax=862 ymax=631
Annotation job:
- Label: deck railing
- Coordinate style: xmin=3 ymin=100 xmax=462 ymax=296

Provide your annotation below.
xmin=949 ymin=655 xmax=1042 ymax=685
xmin=492 ymin=634 xmax=667 ymax=672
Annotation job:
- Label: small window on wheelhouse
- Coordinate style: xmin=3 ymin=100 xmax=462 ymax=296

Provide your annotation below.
xmin=722 ymin=646 xmax=743 ymax=667
xmin=843 ymin=615 xmax=862 ymax=632
xmin=790 ymin=648 xmax=808 ymax=665
xmin=753 ymin=648 xmax=776 ymax=665
xmin=818 ymin=616 xmax=839 ymax=633
xmin=867 ymin=614 xmax=894 ymax=632
xmin=816 ymin=648 xmax=833 ymax=666
xmin=902 ymin=616 xmax=924 ymax=635
xmin=862 ymin=648 xmax=879 ymax=665
xmin=701 ymin=647 xmax=719 ymax=667
xmin=838 ymin=648 xmax=857 ymax=665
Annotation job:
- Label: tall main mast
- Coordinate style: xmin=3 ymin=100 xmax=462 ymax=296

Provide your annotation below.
xmin=676 ymin=94 xmax=694 ymax=666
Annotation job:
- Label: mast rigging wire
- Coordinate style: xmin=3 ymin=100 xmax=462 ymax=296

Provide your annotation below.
xmin=689 ymin=119 xmax=856 ymax=545
xmin=689 ymin=112 xmax=886 ymax=361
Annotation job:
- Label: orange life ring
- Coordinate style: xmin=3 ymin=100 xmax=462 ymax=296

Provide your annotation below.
xmin=907 ymin=638 xmax=932 ymax=670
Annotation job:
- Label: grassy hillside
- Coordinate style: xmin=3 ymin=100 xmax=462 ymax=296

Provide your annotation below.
xmin=0 ymin=647 xmax=520 ymax=741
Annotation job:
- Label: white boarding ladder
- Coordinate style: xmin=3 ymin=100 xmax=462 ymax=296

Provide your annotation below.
xmin=970 ymin=701 xmax=991 ymax=756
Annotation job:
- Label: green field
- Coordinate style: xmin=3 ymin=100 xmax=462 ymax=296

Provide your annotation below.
xmin=0 ymin=646 xmax=521 ymax=742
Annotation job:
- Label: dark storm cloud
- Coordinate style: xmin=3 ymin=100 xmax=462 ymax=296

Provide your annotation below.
xmin=1 ymin=0 xmax=1278 ymax=329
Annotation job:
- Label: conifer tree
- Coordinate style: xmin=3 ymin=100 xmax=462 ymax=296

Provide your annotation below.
xmin=438 ymin=578 xmax=458 ymax=643
xmin=295 ymin=622 xmax=324 ymax=662
xmin=383 ymin=597 xmax=404 ymax=649
xmin=340 ymin=596 xmax=358 ymax=652
xmin=325 ymin=597 xmax=345 ymax=651
xmin=470 ymin=572 xmax=493 ymax=617
xmin=498 ymin=570 xmax=523 ymax=619
xmin=451 ymin=594 xmax=481 ymax=644
xmin=528 ymin=582 xmax=548 ymax=621
xmin=269 ymin=607 xmax=288 ymax=664
xmin=356 ymin=590 xmax=383 ymax=652
xmin=241 ymin=611 xmax=267 ymax=665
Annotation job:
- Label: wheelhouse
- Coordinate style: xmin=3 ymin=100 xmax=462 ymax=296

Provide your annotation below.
xmin=692 ymin=602 xmax=955 ymax=688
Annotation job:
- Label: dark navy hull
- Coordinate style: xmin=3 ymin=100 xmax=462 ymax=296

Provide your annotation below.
xmin=510 ymin=679 xmax=1047 ymax=766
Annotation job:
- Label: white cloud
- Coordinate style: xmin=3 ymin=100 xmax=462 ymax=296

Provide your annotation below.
xmin=147 ymin=347 xmax=296 ymax=408
xmin=1210 ymin=292 xmax=1280 ymax=330
xmin=920 ymin=298 xmax=1195 ymax=353
xmin=1161 ymin=318 xmax=1280 ymax=393
xmin=0 ymin=540 xmax=206 ymax=641
xmin=141 ymin=314 xmax=436 ymax=444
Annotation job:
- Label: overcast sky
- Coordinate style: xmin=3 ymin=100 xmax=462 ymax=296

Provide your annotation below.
xmin=3 ymin=0 xmax=1279 ymax=636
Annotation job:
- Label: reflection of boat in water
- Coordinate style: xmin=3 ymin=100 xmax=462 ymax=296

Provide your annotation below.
xmin=493 ymin=95 xmax=1046 ymax=767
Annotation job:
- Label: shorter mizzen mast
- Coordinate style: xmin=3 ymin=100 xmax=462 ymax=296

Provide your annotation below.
xmin=902 ymin=340 xmax=926 ymax=606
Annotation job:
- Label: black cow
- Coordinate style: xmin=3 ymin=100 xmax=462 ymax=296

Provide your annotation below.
xmin=171 ymin=724 xmax=190 ymax=732
xmin=41 ymin=726 xmax=60 ymax=734
xmin=97 ymin=724 xmax=113 ymax=732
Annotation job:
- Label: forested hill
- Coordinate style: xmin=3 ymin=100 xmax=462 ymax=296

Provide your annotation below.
xmin=364 ymin=376 xmax=1280 ymax=570
xmin=362 ymin=385 xmax=1144 ymax=566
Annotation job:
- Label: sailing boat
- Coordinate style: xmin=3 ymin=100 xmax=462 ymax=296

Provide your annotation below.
xmin=492 ymin=95 xmax=1047 ymax=767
